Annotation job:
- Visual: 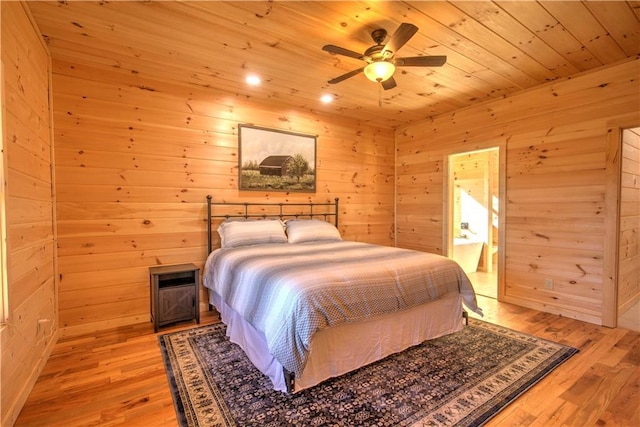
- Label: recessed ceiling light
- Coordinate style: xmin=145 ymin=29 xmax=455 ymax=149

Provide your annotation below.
xmin=246 ymin=75 xmax=261 ymax=86
xmin=320 ymin=94 xmax=334 ymax=104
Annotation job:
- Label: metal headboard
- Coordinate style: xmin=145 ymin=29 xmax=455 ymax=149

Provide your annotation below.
xmin=206 ymin=195 xmax=339 ymax=254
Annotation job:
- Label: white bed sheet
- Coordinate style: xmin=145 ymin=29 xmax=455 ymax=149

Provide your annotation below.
xmin=211 ymin=291 xmax=464 ymax=392
xmin=204 ymin=240 xmax=482 ymax=380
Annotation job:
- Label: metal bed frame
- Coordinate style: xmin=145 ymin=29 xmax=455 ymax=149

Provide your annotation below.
xmin=204 ymin=195 xmax=468 ymax=392
xmin=206 ymin=194 xmax=339 ymax=254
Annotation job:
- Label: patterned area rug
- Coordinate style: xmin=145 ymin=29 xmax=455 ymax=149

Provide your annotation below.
xmin=159 ymin=319 xmax=577 ymax=426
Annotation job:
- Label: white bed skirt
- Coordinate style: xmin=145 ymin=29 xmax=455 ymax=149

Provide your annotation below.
xmin=210 ymin=291 xmax=464 ymax=392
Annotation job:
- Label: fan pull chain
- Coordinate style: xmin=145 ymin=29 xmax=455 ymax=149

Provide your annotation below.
xmin=378 ymin=83 xmax=382 ymax=108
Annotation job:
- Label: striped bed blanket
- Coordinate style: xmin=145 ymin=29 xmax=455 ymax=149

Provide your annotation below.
xmin=203 ymin=240 xmax=483 ymax=378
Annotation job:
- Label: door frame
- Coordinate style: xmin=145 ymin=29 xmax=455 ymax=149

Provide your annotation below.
xmin=444 ymin=145 xmax=506 ymax=301
xmin=603 ymin=122 xmax=640 ymax=327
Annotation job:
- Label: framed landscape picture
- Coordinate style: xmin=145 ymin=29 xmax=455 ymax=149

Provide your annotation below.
xmin=238 ymin=124 xmax=317 ymax=192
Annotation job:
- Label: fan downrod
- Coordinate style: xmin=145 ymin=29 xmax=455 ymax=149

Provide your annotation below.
xmin=371 ymin=28 xmax=387 ymax=45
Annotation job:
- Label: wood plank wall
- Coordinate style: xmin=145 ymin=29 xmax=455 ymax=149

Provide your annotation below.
xmin=396 ymin=58 xmax=640 ymax=326
xmin=51 ymin=62 xmax=394 ymax=337
xmin=0 ymin=3 xmax=57 ymax=426
xmin=618 ymin=127 xmax=640 ymax=313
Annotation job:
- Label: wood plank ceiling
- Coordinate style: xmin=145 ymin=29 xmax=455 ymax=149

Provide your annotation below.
xmin=28 ymin=1 xmax=640 ymax=129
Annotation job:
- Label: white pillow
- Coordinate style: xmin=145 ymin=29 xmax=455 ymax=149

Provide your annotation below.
xmin=285 ymin=219 xmax=342 ymax=243
xmin=217 ymin=219 xmax=287 ymax=248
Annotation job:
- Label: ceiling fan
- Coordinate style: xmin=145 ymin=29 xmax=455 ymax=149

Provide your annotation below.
xmin=322 ymin=23 xmax=446 ymax=90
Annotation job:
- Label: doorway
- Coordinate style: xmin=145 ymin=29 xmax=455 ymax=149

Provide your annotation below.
xmin=447 ymin=148 xmax=500 ymax=299
xmin=616 ymin=127 xmax=640 ymax=332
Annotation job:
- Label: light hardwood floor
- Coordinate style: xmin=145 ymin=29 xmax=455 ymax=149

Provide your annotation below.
xmin=468 ymin=269 xmax=640 ymax=334
xmin=466 ymin=269 xmax=498 ymax=299
xmin=16 ymin=296 xmax=640 ymax=426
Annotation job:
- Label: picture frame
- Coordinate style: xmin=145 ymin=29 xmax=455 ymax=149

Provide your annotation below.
xmin=238 ymin=124 xmax=317 ymax=192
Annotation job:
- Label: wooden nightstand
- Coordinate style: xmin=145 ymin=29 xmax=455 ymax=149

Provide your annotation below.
xmin=150 ymin=263 xmax=200 ymax=332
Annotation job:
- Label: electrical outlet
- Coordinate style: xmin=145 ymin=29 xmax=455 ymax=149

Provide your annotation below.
xmin=544 ymin=278 xmax=554 ymax=290
xmin=461 ymin=222 xmax=469 ymax=230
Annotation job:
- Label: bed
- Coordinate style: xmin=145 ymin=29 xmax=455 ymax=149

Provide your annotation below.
xmin=203 ymin=196 xmax=483 ymax=393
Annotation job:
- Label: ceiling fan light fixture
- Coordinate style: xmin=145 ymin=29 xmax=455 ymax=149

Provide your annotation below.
xmin=364 ymin=61 xmax=395 ymax=82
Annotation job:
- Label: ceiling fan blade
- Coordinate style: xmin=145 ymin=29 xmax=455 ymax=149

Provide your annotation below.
xmin=381 ymin=76 xmax=397 ymax=90
xmin=381 ymin=23 xmax=418 ymax=57
xmin=328 ymin=67 xmax=365 ymax=84
xmin=322 ymin=44 xmax=364 ymax=60
xmin=395 ymin=55 xmax=447 ymax=67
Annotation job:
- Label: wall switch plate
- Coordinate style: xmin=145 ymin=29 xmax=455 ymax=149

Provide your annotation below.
xmin=544 ymin=278 xmax=554 ymax=290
